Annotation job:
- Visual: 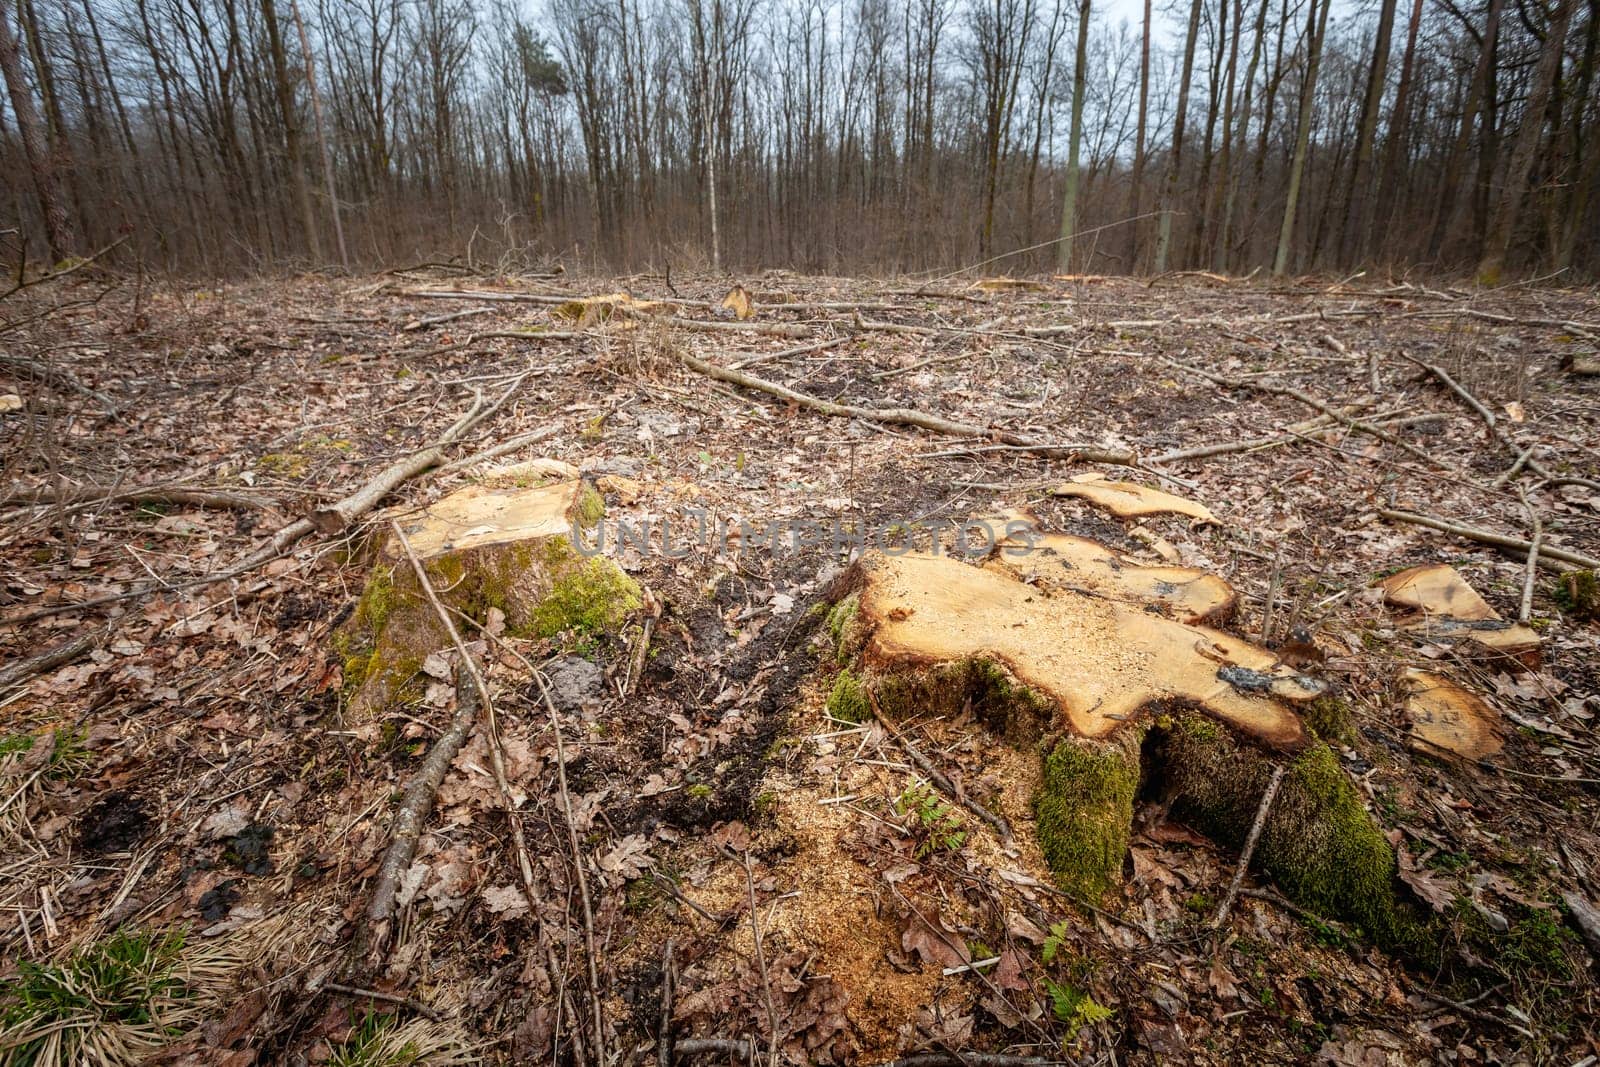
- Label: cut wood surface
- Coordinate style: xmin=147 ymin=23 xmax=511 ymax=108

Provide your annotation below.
xmin=852 ymin=550 xmax=1315 ymax=747
xmin=1401 ymin=668 xmax=1505 ymax=761
xmin=384 ymin=477 xmax=583 ymax=560
xmin=1051 ymin=474 xmax=1221 ymax=523
xmin=992 ymin=531 xmax=1237 ymax=624
xmin=1377 ymin=563 xmax=1542 ymax=663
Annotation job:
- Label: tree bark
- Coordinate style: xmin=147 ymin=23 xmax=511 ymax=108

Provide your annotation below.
xmin=0 ymin=0 xmax=74 ymax=258
xmin=1273 ymin=0 xmax=1331 ymax=276
xmin=1478 ymin=0 xmax=1575 ymax=282
xmin=1057 ymin=0 xmax=1091 ymax=271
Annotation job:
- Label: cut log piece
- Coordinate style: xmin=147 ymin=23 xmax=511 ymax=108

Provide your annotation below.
xmin=340 ymin=474 xmax=637 ymax=720
xmin=550 ymin=292 xmax=667 ymax=323
xmin=826 ymin=548 xmax=1425 ymax=951
xmin=969 ymin=277 xmax=1048 ymax=292
xmin=992 ymin=531 xmax=1237 ymax=624
xmin=1376 ymin=564 xmax=1541 ymax=665
xmin=719 ymin=285 xmax=754 ymax=321
xmin=1400 ymin=669 xmax=1504 ymax=761
xmin=1052 ymin=473 xmax=1220 ymax=524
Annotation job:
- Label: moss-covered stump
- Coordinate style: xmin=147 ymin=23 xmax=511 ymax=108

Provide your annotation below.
xmin=825 ymin=547 xmax=1424 ymax=950
xmin=339 ymin=476 xmax=637 ymax=719
xmin=1160 ymin=715 xmax=1426 ymax=954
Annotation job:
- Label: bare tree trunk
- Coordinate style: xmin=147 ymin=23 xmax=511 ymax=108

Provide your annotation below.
xmin=1217 ymin=0 xmax=1269 ymax=270
xmin=290 ymin=0 xmax=348 ymax=268
xmin=1478 ymin=0 xmax=1574 ymax=282
xmin=1057 ymin=0 xmax=1091 ymax=271
xmin=1370 ymin=0 xmax=1424 ymax=260
xmin=1340 ymin=0 xmax=1397 ymax=265
xmin=261 ymin=0 xmax=320 ymax=260
xmin=1155 ymin=0 xmax=1204 ymax=272
xmin=1273 ymin=0 xmax=1331 ymax=276
xmin=1126 ymin=0 xmax=1151 ymax=270
xmin=0 ymin=0 xmax=73 ymax=257
xmin=1426 ymin=0 xmax=1505 ymax=261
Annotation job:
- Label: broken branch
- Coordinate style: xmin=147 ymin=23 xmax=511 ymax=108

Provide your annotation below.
xmin=1378 ymin=508 xmax=1598 ymax=571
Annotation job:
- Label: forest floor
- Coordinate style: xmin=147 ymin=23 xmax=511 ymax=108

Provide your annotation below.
xmin=2 ymin=266 xmax=1599 ymax=1067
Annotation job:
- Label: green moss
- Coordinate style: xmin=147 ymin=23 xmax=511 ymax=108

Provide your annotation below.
xmin=826 ymin=669 xmax=868 ymax=723
xmin=355 ymin=565 xmax=398 ymax=632
xmin=825 ymin=593 xmax=863 ymax=663
xmin=1303 ymin=695 xmax=1353 ymax=744
xmin=573 ymin=484 xmax=605 ymax=527
xmin=1035 ymin=731 xmax=1143 ymax=901
xmin=685 ymin=784 xmax=713 ymax=800
xmin=525 ymin=538 xmax=641 ymax=639
xmin=1554 ymin=569 xmax=1598 ymax=622
xmin=854 ymin=657 xmax=1054 ymax=744
xmin=1162 ymin=715 xmax=1428 ymax=957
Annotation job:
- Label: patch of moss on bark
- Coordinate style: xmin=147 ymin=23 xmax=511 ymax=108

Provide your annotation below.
xmin=1303 ymin=694 xmax=1354 ymax=744
xmin=1161 ymin=714 xmax=1429 ymax=956
xmin=826 ymin=669 xmax=868 ymax=723
xmin=1036 ymin=731 xmax=1143 ymax=900
xmin=525 ymin=538 xmax=642 ymax=639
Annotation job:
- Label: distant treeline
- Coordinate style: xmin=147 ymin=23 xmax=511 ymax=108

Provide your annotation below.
xmin=0 ymin=0 xmax=1594 ymax=278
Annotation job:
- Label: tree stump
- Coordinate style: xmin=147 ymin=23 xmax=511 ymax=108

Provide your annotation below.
xmin=825 ymin=544 xmax=1424 ymax=951
xmin=337 ymin=474 xmax=637 ymax=720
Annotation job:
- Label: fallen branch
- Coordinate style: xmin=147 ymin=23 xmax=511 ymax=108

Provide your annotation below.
xmin=530 ymin=664 xmax=609 ymax=1066
xmin=658 ymin=940 xmax=676 ymax=1067
xmin=921 ymin=442 xmax=1139 ymax=465
xmin=0 ymin=628 xmax=106 ymax=690
xmin=674 ymin=1039 xmax=1070 ymax=1067
xmin=1378 ymin=508 xmax=1599 ymax=571
xmin=727 ymin=335 xmax=849 ymax=370
xmin=4 ymin=384 xmax=520 ymax=626
xmin=0 ymin=353 xmax=121 ymax=414
xmin=675 ymin=348 xmax=1131 ymax=468
xmin=2 ymin=484 xmax=275 ymax=512
xmin=350 ymin=662 xmax=479 ymax=975
xmin=321 ymin=981 xmax=443 ymax=1022
xmin=1213 ymin=764 xmax=1286 ymax=929
xmin=390 ymin=520 xmax=550 ymax=953
xmin=1398 ymin=351 xmax=1600 ymax=491
xmin=1518 ymin=489 xmax=1543 ymax=623
xmin=401 ymin=307 xmax=495 ymax=331
xmin=1162 ymin=358 xmax=1459 ymax=473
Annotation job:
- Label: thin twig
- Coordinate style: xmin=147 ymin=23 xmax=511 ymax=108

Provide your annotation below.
xmin=867 ymin=692 xmax=1012 ymax=841
xmin=1378 ymin=508 xmax=1597 ymax=571
xmin=741 ymin=850 xmax=781 ymax=1063
xmin=530 ymin=664 xmax=609 ymax=1067
xmin=1212 ymin=764 xmax=1286 ymax=929
xmin=1517 ymin=488 xmax=1543 ymax=623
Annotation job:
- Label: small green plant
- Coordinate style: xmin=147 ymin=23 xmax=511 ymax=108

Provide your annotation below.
xmin=327 ymin=1011 xmax=473 ymax=1067
xmin=0 ymin=928 xmax=200 ymax=1065
xmin=1040 ymin=921 xmax=1113 ymax=1039
xmin=685 ymin=783 xmax=713 ymax=800
xmin=1043 ymin=979 xmax=1113 ymax=1038
xmin=893 ymin=782 xmax=967 ymax=858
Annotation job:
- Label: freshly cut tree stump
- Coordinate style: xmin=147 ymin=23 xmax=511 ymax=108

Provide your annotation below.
xmin=1400 ymin=668 xmax=1504 ymax=761
xmin=826 ymin=548 xmax=1423 ymax=950
xmin=339 ymin=474 xmax=637 ymax=720
xmin=1051 ymin=473 xmax=1220 ymax=523
xmin=1376 ymin=564 xmax=1541 ymax=666
xmin=992 ymin=530 xmax=1238 ymax=624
